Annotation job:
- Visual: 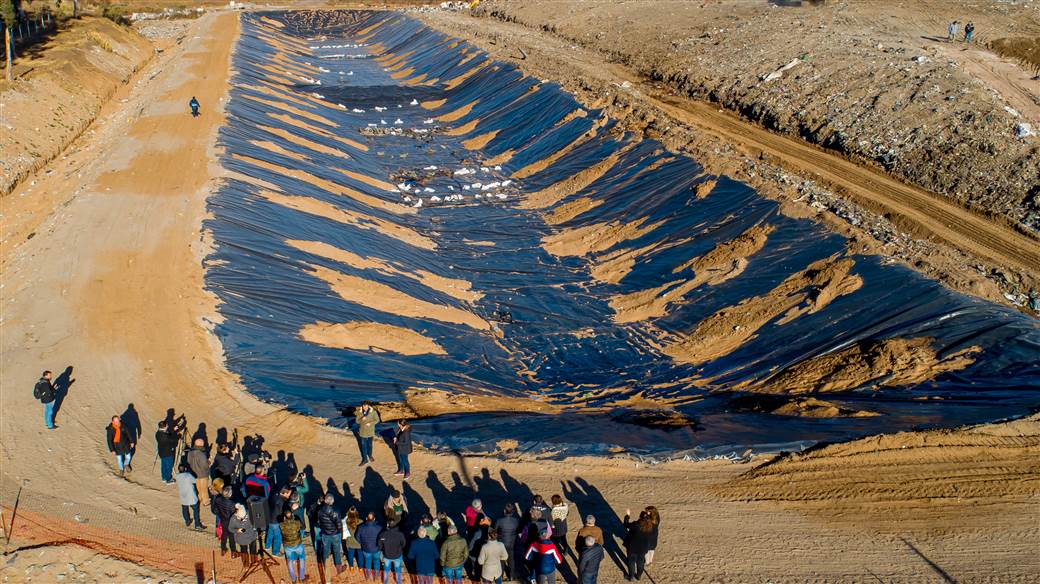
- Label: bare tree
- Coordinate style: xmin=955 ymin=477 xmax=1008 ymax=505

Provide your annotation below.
xmin=1 ymin=0 xmax=15 ymax=82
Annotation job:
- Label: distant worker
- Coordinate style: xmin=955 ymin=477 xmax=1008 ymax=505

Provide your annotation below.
xmin=106 ymin=414 xmax=135 ymax=476
xmin=189 ymin=96 xmax=200 ymax=117
xmin=947 ymin=21 xmax=958 ymax=41
xmin=964 ymin=22 xmax=975 ymax=43
xmin=354 ymin=401 xmax=380 ymax=465
xmin=34 ymin=370 xmax=57 ymax=429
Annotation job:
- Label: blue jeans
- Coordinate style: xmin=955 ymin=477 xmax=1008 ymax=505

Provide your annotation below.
xmin=361 ymin=550 xmax=382 ymax=576
xmin=320 ymin=533 xmax=342 ymax=566
xmin=160 ymin=456 xmax=174 ymax=482
xmin=181 ymin=503 xmax=202 ymax=528
xmin=345 ymin=547 xmax=360 ymax=568
xmin=396 ymin=452 xmax=410 ymax=475
xmin=115 ymin=452 xmax=132 ymax=471
xmin=360 ymin=436 xmax=374 ymax=462
xmin=443 ymin=565 xmax=465 ymax=584
xmin=265 ymin=522 xmax=283 ymax=556
xmin=383 ymin=557 xmax=402 ymax=584
xmin=43 ymin=401 xmax=55 ymax=429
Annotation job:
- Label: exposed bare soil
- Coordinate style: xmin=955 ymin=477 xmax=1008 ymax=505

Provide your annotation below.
xmin=1 ymin=7 xmax=1039 ymax=584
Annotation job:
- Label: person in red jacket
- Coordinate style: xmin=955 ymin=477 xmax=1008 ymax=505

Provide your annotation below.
xmin=524 ymin=530 xmax=562 ymax=584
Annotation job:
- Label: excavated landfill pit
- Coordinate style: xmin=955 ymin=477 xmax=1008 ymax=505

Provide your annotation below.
xmin=205 ymin=10 xmax=1040 ymax=459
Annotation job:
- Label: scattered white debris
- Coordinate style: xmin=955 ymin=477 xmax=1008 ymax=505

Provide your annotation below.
xmin=454 ymin=168 xmax=475 ymax=176
xmin=761 ymin=58 xmax=800 ymax=82
xmin=352 ymin=108 xmax=366 ymax=113
xmin=380 ymin=119 xmax=387 ymax=125
xmin=374 ymin=106 xmax=387 ymax=112
xmin=424 ymin=165 xmax=438 ymax=170
xmin=423 ymin=118 xmax=435 ymax=124
xmin=394 ymin=118 xmax=404 ymax=125
xmin=410 ymin=99 xmax=419 ymax=106
xmin=423 ymin=187 xmax=436 ymax=193
xmin=413 ymin=198 xmax=423 ymax=208
xmin=430 ymin=195 xmax=442 ymax=202
xmin=1016 ymin=123 xmax=1034 ymax=138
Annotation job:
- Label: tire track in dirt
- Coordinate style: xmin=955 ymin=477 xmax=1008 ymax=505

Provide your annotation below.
xmin=644 ymin=92 xmax=1040 ymax=275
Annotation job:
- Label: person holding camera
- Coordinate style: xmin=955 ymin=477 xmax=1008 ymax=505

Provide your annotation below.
xmin=156 ymin=420 xmax=180 ymax=483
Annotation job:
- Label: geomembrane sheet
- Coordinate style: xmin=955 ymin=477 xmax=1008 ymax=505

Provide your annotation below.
xmin=204 ymin=11 xmax=1040 ymax=458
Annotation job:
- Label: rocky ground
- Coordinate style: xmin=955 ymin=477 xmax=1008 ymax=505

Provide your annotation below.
xmin=471 ymin=0 xmax=1040 ymax=234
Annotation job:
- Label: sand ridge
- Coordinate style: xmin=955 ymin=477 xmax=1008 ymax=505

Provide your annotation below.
xmin=299 ymin=320 xmax=447 ymax=355
xmin=307 ymin=263 xmax=491 ymax=330
xmin=663 ymin=256 xmax=863 ymax=365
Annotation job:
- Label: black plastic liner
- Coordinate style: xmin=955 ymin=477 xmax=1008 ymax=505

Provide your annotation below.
xmin=204 ymin=11 xmax=1040 ymax=459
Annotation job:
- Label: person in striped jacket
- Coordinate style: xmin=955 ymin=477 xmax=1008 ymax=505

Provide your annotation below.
xmin=524 ymin=530 xmax=562 ymax=584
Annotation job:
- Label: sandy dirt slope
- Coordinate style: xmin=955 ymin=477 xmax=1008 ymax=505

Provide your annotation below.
xmin=417 ymin=7 xmax=1040 ymax=313
xmin=0 ymin=17 xmax=153 ymax=195
xmin=0 ymin=8 xmax=1038 ymax=584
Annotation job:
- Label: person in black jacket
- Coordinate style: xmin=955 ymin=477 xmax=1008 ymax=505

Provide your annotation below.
xmin=212 ymin=485 xmax=239 ymax=556
xmin=106 ymin=415 xmax=135 ymax=476
xmin=379 ymin=520 xmax=407 ymax=584
xmin=212 ymin=443 xmax=240 ymax=485
xmin=34 ymin=371 xmax=57 ymax=430
xmin=578 ymin=536 xmax=603 ymax=584
xmin=155 ymin=421 xmax=180 ymax=483
xmin=623 ymin=510 xmax=653 ymax=581
xmin=393 ymin=419 xmax=413 ymax=480
xmin=315 ymin=494 xmax=345 ymax=575
xmin=266 ymin=486 xmax=292 ymax=556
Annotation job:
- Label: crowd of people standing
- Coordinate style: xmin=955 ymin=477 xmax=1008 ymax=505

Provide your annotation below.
xmin=32 ymin=373 xmax=663 ymax=583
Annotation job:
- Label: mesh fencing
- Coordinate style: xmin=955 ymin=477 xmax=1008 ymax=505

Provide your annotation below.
xmin=0 ymin=475 xmax=492 ymax=584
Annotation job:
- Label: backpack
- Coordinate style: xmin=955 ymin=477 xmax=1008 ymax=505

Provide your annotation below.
xmin=33 ymin=383 xmax=43 ymax=400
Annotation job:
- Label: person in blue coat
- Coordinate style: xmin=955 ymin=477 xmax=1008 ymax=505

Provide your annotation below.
xmin=408 ymin=526 xmax=439 ymax=584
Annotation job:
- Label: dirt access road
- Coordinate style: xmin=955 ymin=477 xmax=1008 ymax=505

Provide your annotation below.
xmin=0 ymin=8 xmax=1038 ymax=584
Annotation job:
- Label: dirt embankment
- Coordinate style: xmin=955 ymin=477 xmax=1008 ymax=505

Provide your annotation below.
xmin=0 ymin=17 xmax=153 ymax=194
xmin=472 ymin=0 xmax=1040 ymax=234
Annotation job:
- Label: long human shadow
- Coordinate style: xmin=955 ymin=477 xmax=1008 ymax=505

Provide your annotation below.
xmin=360 ymin=466 xmax=391 ymax=519
xmin=120 ymin=403 xmax=142 ymax=456
xmin=52 ymin=366 xmax=74 ymax=422
xmin=563 ymin=477 xmax=626 ymax=573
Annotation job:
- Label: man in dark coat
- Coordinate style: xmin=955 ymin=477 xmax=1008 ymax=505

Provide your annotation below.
xmin=393 ymin=419 xmax=412 ymax=479
xmin=316 ymin=494 xmax=345 ymax=574
xmin=494 ymin=504 xmax=520 ymax=580
xmin=34 ymin=371 xmax=57 ymax=429
xmin=578 ymin=536 xmax=604 ymax=584
xmin=155 ymin=420 xmax=180 ymax=483
xmin=379 ymin=520 xmax=407 ymax=584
